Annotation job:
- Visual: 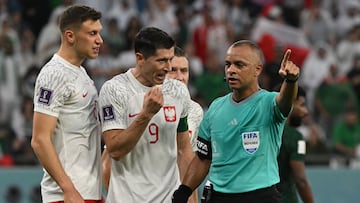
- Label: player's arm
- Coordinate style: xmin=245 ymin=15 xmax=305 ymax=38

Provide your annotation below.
xmin=173 ymin=155 xmax=211 ymax=203
xmin=290 ymin=160 xmax=315 ymax=203
xmin=101 ymin=148 xmax=111 ymax=192
xmin=103 ymin=115 xmax=152 ymax=160
xmin=176 ymin=117 xmax=194 ymax=181
xmin=276 ymin=49 xmax=299 ymax=116
xmin=103 ymin=86 xmax=163 ymax=160
xmin=176 ymin=126 xmax=197 ymax=203
xmin=31 ymin=112 xmax=83 ymax=202
xmin=173 ymin=135 xmax=212 ymax=203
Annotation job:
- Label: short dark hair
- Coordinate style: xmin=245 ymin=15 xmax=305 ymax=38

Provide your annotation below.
xmin=134 ymin=27 xmax=175 ymax=59
xmin=174 ymin=46 xmax=186 ymax=57
xmin=230 ymin=40 xmax=265 ymax=65
xmin=59 ymin=4 xmax=101 ymax=32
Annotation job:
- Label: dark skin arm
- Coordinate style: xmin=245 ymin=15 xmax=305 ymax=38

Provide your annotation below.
xmin=276 ymin=49 xmax=299 ymax=116
xmin=290 ymin=160 xmax=315 ymax=203
xmin=181 ymin=155 xmax=211 ymax=191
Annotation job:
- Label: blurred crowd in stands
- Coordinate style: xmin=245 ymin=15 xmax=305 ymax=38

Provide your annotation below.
xmin=0 ymin=0 xmax=360 ymax=168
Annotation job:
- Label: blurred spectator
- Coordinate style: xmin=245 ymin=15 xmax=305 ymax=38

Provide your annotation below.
xmin=335 ymin=0 xmax=360 ymax=40
xmin=336 ymin=23 xmax=360 ymax=76
xmin=35 ymin=5 xmax=64 ymax=66
xmin=297 ymin=114 xmax=330 ymax=165
xmin=10 ymin=96 xmax=38 ymax=165
xmin=300 ymin=0 xmax=336 ymax=46
xmin=281 ymin=0 xmax=305 ymax=28
xmin=225 ymin=0 xmax=252 ymax=39
xmin=102 ymin=17 xmax=125 ymax=56
xmin=191 ymin=3 xmax=215 ymax=64
xmin=0 ymin=35 xmax=23 ymax=124
xmin=123 ymin=16 xmax=142 ymax=50
xmin=183 ymin=42 xmax=204 ymax=98
xmin=173 ymin=5 xmax=189 ymax=48
xmin=20 ymin=64 xmax=40 ymax=98
xmin=19 ymin=26 xmax=36 ymax=70
xmin=86 ymin=42 xmax=124 ymax=91
xmin=331 ymin=106 xmax=360 ymax=167
xmin=192 ymin=0 xmax=227 ymax=23
xmin=20 ymin=0 xmax=52 ymax=38
xmin=141 ymin=0 xmax=178 ymax=36
xmin=347 ymin=54 xmax=360 ymax=102
xmin=299 ymin=42 xmax=335 ymax=114
xmin=314 ymin=63 xmax=358 ymax=137
xmin=261 ymin=4 xmax=285 ymax=24
xmin=247 ymin=0 xmax=279 ymax=18
xmin=106 ymin=0 xmax=138 ymax=32
xmin=194 ymin=49 xmax=229 ymax=107
xmin=115 ymin=48 xmax=136 ymax=73
xmin=0 ymin=16 xmax=21 ymax=55
xmin=192 ymin=3 xmax=230 ymax=64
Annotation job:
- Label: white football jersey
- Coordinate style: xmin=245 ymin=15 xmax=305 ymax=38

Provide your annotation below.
xmin=33 ymin=54 xmax=102 ymax=202
xmin=99 ymin=69 xmax=191 ymax=203
xmin=188 ymin=100 xmax=204 ymax=151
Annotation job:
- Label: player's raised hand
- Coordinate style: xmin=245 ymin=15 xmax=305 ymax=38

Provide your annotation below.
xmin=143 ymin=85 xmax=164 ymax=116
xmin=278 ymin=49 xmax=300 ymax=82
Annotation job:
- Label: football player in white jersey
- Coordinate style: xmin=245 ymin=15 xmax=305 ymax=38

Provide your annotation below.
xmin=167 ymin=46 xmax=204 ymax=203
xmin=100 ymin=46 xmax=203 ymax=202
xmin=31 ymin=5 xmax=104 ymax=203
xmin=98 ymin=27 xmax=194 ymax=203
xmin=167 ymin=46 xmax=204 ymax=153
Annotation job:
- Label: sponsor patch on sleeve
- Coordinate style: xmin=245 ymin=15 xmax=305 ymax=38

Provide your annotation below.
xmin=197 ymin=136 xmax=212 ymax=160
xmin=297 ymin=140 xmax=306 ymax=154
xmin=38 ymin=87 xmax=53 ymax=105
xmin=102 ymin=105 xmax=115 ymax=121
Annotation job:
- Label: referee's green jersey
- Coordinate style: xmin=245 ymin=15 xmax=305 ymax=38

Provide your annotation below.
xmin=198 ymin=89 xmax=287 ymax=193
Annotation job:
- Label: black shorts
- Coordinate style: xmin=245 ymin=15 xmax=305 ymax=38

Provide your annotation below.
xmin=209 ymin=185 xmax=280 ymax=203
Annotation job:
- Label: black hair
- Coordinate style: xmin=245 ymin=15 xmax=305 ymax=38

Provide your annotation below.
xmin=134 ymin=27 xmax=175 ymax=59
xmin=59 ymin=4 xmax=102 ymax=32
xmin=174 ymin=46 xmax=186 ymax=57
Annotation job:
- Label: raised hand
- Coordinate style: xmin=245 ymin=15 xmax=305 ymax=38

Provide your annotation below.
xmin=278 ymin=49 xmax=300 ymax=82
xmin=143 ymin=85 xmax=164 ymax=116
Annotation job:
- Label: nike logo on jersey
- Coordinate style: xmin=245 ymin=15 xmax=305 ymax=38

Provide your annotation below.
xmin=128 ymin=113 xmax=139 ymax=118
xmin=82 ymin=92 xmax=88 ymax=98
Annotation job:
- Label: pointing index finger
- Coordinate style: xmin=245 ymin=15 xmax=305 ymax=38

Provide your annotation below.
xmin=281 ymin=49 xmax=291 ymax=68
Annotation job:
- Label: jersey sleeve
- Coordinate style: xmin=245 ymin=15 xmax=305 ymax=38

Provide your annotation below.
xmin=33 ymin=67 xmax=73 ymax=118
xmin=98 ymin=79 xmax=129 ymax=132
xmin=188 ymin=101 xmax=204 ymax=151
xmin=196 ymin=99 xmax=219 ymax=160
xmin=178 ymin=81 xmax=191 ymax=119
xmin=289 ymin=129 xmax=306 ymax=161
xmin=271 ymin=92 xmax=288 ymax=123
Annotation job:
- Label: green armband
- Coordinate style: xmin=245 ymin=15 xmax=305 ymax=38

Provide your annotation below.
xmin=177 ymin=116 xmax=188 ymax=133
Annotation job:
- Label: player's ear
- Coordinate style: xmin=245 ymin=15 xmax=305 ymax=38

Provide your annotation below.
xmin=65 ymin=30 xmax=75 ymax=44
xmin=255 ymin=64 xmax=262 ymax=77
xmin=135 ymin=52 xmax=145 ymax=65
